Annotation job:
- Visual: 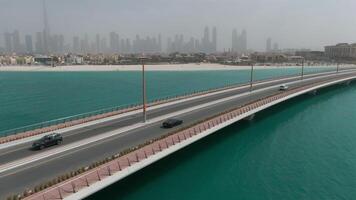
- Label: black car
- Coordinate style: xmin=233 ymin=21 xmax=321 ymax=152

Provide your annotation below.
xmin=32 ymin=133 xmax=63 ymax=150
xmin=162 ymin=118 xmax=183 ymax=128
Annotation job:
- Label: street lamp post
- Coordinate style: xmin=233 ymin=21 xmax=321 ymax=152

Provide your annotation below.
xmin=250 ymin=63 xmax=254 ymax=92
xmin=301 ymin=59 xmax=305 ymax=80
xmin=140 ymin=57 xmax=147 ymax=123
xmin=336 ymin=61 xmax=340 ymax=73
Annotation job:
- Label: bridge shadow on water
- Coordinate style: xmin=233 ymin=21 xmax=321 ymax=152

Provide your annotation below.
xmin=86 ymin=81 xmax=356 ymax=200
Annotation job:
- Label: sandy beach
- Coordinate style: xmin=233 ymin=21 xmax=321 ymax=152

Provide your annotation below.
xmin=0 ymin=63 xmax=352 ymax=72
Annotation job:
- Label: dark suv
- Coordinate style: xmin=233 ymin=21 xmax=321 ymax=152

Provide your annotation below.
xmin=162 ymin=119 xmax=183 ymax=128
xmin=32 ymin=133 xmax=63 ymax=150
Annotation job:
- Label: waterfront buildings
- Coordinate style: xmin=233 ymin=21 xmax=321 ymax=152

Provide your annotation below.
xmin=325 ymin=43 xmax=356 ymax=60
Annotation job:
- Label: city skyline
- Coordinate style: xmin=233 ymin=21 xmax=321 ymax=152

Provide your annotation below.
xmin=1 ymin=0 xmax=356 ymax=52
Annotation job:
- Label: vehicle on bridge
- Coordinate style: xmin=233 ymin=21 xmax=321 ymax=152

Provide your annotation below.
xmin=32 ymin=133 xmax=63 ymax=150
xmin=279 ymin=84 xmax=289 ymax=91
xmin=162 ymin=119 xmax=183 ymax=128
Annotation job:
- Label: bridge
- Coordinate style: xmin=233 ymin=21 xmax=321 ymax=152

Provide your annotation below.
xmin=1 ymin=69 xmax=356 ymax=199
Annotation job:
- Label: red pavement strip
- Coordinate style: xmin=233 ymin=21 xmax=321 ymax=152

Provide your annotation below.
xmin=0 ymin=82 xmax=255 ymax=145
xmin=18 ymin=80 xmax=330 ymax=200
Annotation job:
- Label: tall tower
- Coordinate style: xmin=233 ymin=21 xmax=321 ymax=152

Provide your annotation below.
xmin=203 ymin=26 xmax=210 ymax=53
xmin=4 ymin=32 xmax=13 ymax=53
xmin=25 ymin=35 xmax=33 ymax=53
xmin=266 ymin=37 xmax=272 ymax=52
xmin=232 ymin=29 xmax=238 ymax=52
xmin=212 ymin=27 xmax=217 ymax=52
xmin=12 ymin=30 xmax=21 ymax=53
xmin=241 ymin=29 xmax=247 ymax=52
xmin=43 ymin=0 xmax=50 ymax=53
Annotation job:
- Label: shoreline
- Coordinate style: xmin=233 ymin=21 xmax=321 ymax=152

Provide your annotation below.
xmin=0 ymin=63 xmax=352 ymax=72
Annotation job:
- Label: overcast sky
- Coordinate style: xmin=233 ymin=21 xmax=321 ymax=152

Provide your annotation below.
xmin=1 ymin=0 xmax=356 ymax=51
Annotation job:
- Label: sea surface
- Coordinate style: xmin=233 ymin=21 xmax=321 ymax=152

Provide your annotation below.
xmin=2 ymin=66 xmax=355 ymax=199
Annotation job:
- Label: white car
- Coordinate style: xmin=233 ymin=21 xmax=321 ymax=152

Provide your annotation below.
xmin=279 ymin=84 xmax=289 ymax=91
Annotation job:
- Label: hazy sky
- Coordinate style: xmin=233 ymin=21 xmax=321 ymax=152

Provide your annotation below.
xmin=1 ymin=0 xmax=356 ymax=51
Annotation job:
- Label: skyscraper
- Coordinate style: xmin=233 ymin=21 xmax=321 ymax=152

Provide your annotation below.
xmin=273 ymin=42 xmax=279 ymax=51
xmin=12 ymin=30 xmax=21 ymax=53
xmin=35 ymin=32 xmax=44 ymax=53
xmin=58 ymin=34 xmax=64 ymax=53
xmin=109 ymin=32 xmax=119 ymax=53
xmin=203 ymin=26 xmax=210 ymax=53
xmin=95 ymin=34 xmax=101 ymax=53
xmin=158 ymin=34 xmax=162 ymax=52
xmin=73 ymin=36 xmax=80 ymax=53
xmin=266 ymin=37 xmax=272 ymax=52
xmin=212 ymin=27 xmax=217 ymax=52
xmin=232 ymin=29 xmax=238 ymax=52
xmin=241 ymin=29 xmax=247 ymax=52
xmin=25 ymin=35 xmax=33 ymax=53
xmin=42 ymin=0 xmax=50 ymax=53
xmin=4 ymin=32 xmax=12 ymax=53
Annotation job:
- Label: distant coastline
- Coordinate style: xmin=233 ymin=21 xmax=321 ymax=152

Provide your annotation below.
xmin=0 ymin=63 xmax=353 ymax=72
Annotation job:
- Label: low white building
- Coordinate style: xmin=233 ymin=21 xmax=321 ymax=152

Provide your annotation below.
xmin=325 ymin=43 xmax=356 ymax=59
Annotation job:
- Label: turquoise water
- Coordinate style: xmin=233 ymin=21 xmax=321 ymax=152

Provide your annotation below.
xmin=0 ymin=66 xmax=337 ymax=133
xmin=87 ymin=82 xmax=356 ymax=200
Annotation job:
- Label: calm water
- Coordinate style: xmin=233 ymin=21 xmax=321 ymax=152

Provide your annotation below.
xmin=87 ymin=82 xmax=356 ymax=200
xmin=0 ymin=66 xmax=336 ymax=133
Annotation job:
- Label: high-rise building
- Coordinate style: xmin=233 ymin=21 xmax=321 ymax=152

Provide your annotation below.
xmin=25 ymin=35 xmax=33 ymax=53
xmin=125 ymin=38 xmax=131 ymax=53
xmin=212 ymin=27 xmax=217 ymax=52
xmin=266 ymin=37 xmax=272 ymax=52
xmin=241 ymin=29 xmax=247 ymax=52
xmin=35 ymin=32 xmax=44 ymax=53
xmin=100 ymin=38 xmax=107 ymax=53
xmin=203 ymin=26 xmax=210 ymax=53
xmin=273 ymin=42 xmax=279 ymax=51
xmin=4 ymin=32 xmax=12 ymax=53
xmin=158 ymin=34 xmax=162 ymax=52
xmin=58 ymin=34 xmax=64 ymax=53
xmin=42 ymin=0 xmax=50 ymax=53
xmin=232 ymin=29 xmax=238 ymax=52
xmin=109 ymin=32 xmax=119 ymax=53
xmin=12 ymin=30 xmax=21 ymax=53
xmin=95 ymin=34 xmax=101 ymax=53
xmin=73 ymin=36 xmax=80 ymax=53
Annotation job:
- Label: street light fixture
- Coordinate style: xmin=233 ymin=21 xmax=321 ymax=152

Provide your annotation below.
xmin=301 ymin=59 xmax=305 ymax=80
xmin=139 ymin=56 xmax=148 ymax=123
xmin=250 ymin=63 xmax=254 ymax=92
xmin=336 ymin=61 xmax=340 ymax=73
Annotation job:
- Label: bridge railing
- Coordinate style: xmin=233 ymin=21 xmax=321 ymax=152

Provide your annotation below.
xmin=0 ymin=103 xmax=139 ymax=137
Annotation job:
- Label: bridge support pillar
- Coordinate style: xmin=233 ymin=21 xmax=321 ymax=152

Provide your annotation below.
xmin=244 ymin=114 xmax=255 ymax=121
xmin=345 ymin=80 xmax=352 ymax=86
xmin=308 ymin=90 xmax=317 ymax=95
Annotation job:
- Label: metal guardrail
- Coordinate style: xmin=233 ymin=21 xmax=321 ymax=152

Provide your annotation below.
xmin=0 ymin=103 xmax=137 ymax=137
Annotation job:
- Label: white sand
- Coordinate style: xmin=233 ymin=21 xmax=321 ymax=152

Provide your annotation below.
xmin=0 ymin=63 xmax=352 ymax=72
